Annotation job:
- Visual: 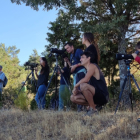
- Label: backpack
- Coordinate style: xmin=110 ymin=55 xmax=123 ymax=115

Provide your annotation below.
xmin=3 ymin=76 xmax=8 ymax=87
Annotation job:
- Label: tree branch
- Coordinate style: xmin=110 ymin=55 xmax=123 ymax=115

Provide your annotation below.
xmin=126 ymin=30 xmax=140 ymax=39
xmin=130 ymin=17 xmax=140 ymax=21
xmin=130 ymin=21 xmax=140 ymax=24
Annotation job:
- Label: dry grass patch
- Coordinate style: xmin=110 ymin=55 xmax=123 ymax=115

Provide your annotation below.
xmin=0 ymin=109 xmax=140 ymax=140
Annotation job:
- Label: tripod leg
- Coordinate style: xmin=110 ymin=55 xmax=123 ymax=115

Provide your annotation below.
xmin=128 ymin=74 xmax=133 ymax=112
xmin=55 ymin=67 xmax=58 ymax=109
xmin=32 ymin=71 xmax=37 ymax=91
xmin=115 ymin=76 xmax=128 ymax=114
xmin=18 ymin=72 xmax=32 ymax=95
xmin=131 ymin=74 xmax=140 ymax=112
xmin=131 ymin=74 xmax=140 ymax=92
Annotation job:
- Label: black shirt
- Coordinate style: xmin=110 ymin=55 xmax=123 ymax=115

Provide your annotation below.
xmin=37 ymin=66 xmax=49 ymax=88
xmin=88 ymin=64 xmax=109 ymax=101
xmin=84 ymin=44 xmax=98 ymax=64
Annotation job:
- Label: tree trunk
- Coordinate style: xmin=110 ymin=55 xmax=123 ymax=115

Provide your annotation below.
xmin=118 ymin=26 xmax=131 ymax=108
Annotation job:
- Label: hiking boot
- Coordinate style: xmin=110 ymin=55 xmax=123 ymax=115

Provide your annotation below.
xmin=77 ymin=108 xmax=83 ymax=112
xmin=96 ymin=105 xmax=102 ymax=111
xmin=83 ymin=108 xmax=98 ymax=117
xmin=87 ymin=108 xmax=98 ymax=116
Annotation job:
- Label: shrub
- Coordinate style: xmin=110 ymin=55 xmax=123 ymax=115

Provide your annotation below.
xmin=14 ymin=92 xmax=30 ymax=111
xmin=60 ymin=86 xmax=72 ymax=110
xmin=30 ymin=98 xmax=38 ymax=110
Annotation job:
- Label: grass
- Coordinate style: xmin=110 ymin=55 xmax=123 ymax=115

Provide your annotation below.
xmin=0 ymin=109 xmax=140 ymax=140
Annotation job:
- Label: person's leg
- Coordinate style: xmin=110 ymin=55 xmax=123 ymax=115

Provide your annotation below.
xmin=76 ymin=72 xmax=86 ymax=111
xmin=59 ymin=85 xmax=64 ymax=110
xmin=40 ymin=85 xmax=47 ymax=109
xmin=35 ymin=85 xmax=47 ymax=109
xmin=80 ymin=83 xmax=96 ymax=110
xmin=70 ymin=93 xmax=89 ymax=106
xmin=0 ymin=88 xmax=2 ymax=101
xmin=35 ymin=90 xmax=41 ymax=109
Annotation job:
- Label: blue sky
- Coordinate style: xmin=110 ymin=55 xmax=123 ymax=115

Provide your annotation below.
xmin=0 ymin=0 xmax=58 ymax=65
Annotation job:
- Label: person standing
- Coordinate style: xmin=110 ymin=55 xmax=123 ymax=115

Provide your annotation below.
xmin=0 ymin=65 xmax=5 ymax=95
xmin=82 ymin=32 xmax=101 ymax=111
xmin=82 ymin=32 xmax=100 ymax=64
xmin=58 ymin=61 xmax=70 ymax=111
xmin=64 ymin=42 xmax=86 ymax=111
xmin=35 ymin=57 xmax=49 ymax=109
xmin=71 ymin=51 xmax=109 ymax=116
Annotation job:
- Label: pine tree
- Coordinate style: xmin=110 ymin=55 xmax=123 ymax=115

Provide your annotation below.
xmin=0 ymin=43 xmax=27 ymax=95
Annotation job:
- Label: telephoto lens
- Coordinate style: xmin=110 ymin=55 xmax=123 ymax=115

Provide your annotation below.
xmin=116 ymin=53 xmax=134 ymax=60
xmin=50 ymin=48 xmax=66 ymax=55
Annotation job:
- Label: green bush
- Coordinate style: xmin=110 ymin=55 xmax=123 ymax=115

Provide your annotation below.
xmin=45 ymin=94 xmax=51 ymax=108
xmin=60 ymin=86 xmax=72 ymax=110
xmin=30 ymin=99 xmax=38 ymax=110
xmin=14 ymin=92 xmax=30 ymax=111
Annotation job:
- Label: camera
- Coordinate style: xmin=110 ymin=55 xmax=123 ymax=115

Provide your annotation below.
xmin=50 ymin=48 xmax=66 ymax=55
xmin=116 ymin=53 xmax=134 ymax=60
xmin=61 ymin=53 xmax=68 ymax=58
xmin=24 ymin=61 xmax=39 ymax=68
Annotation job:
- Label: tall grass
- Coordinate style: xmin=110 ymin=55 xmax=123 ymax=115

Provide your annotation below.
xmin=0 ymin=109 xmax=140 ymax=140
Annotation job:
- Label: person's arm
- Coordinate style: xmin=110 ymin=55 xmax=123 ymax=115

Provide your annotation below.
xmin=70 ymin=63 xmax=81 ymax=73
xmin=132 ymin=53 xmax=138 ymax=59
xmin=132 ymin=50 xmax=140 ymax=63
xmin=64 ymin=57 xmax=71 ymax=67
xmin=72 ymin=65 xmax=95 ymax=95
xmin=75 ymin=65 xmax=95 ymax=88
xmin=57 ymin=69 xmax=64 ymax=74
xmin=67 ymin=61 xmax=71 ymax=67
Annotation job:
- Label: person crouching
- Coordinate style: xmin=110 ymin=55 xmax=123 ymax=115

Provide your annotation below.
xmin=71 ymin=51 xmax=109 ymax=116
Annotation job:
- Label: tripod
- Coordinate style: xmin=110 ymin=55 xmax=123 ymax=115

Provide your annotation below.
xmin=115 ymin=60 xmax=140 ymax=114
xmin=41 ymin=53 xmax=72 ymax=109
xmin=18 ymin=68 xmax=37 ymax=95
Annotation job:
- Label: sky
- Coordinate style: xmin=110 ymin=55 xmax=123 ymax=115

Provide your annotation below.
xmin=0 ymin=0 xmax=58 ymax=65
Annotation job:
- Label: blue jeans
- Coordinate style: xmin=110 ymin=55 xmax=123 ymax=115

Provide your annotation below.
xmin=59 ymin=85 xmax=68 ymax=110
xmin=35 ymin=85 xmax=47 ymax=109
